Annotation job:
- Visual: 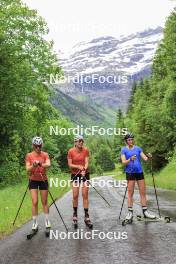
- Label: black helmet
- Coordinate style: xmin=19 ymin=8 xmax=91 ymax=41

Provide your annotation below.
xmin=124 ymin=133 xmax=134 ymax=141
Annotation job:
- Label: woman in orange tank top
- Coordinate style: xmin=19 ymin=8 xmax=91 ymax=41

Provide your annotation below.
xmin=67 ymin=135 xmax=93 ymax=229
xmin=25 ymin=137 xmax=51 ymax=231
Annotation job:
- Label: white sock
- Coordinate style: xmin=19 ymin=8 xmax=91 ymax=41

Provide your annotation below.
xmin=32 ymin=216 xmax=38 ymax=225
xmin=45 ymin=214 xmax=49 ymax=221
xmin=33 ymin=216 xmax=37 ymax=221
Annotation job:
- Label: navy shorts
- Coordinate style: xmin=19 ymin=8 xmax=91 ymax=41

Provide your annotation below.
xmin=126 ymin=173 xmax=144 ymax=181
xmin=29 ymin=180 xmax=48 ymax=190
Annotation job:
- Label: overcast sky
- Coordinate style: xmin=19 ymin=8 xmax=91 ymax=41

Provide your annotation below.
xmin=23 ymin=0 xmax=176 ymax=53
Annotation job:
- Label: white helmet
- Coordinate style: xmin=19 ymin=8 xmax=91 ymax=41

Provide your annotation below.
xmin=74 ymin=135 xmax=84 ymax=142
xmin=32 ymin=136 xmax=43 ymax=145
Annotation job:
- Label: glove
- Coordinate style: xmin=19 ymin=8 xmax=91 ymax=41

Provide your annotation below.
xmin=147 ymin=153 xmax=152 ymax=159
xmin=130 ymin=155 xmax=136 ymax=161
xmin=33 ymin=161 xmax=41 ymax=167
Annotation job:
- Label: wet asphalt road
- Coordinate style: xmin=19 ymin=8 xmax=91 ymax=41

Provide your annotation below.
xmin=0 ymin=176 xmax=176 ymax=264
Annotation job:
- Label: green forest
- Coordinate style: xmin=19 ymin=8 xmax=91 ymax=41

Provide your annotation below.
xmin=0 ymin=0 xmax=115 ymax=189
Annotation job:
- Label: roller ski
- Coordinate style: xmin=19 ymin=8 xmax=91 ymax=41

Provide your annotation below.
xmin=122 ymin=210 xmax=133 ymax=226
xmin=45 ymin=219 xmax=51 ymax=237
xmin=27 ymin=221 xmax=38 ymax=240
xmin=84 ymin=217 xmax=93 ymax=229
xmin=73 ymin=215 xmax=78 ymax=229
xmin=137 ymin=211 xmax=171 ymax=223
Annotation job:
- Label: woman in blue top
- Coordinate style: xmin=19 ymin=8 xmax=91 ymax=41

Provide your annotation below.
xmin=121 ymin=133 xmax=156 ymax=221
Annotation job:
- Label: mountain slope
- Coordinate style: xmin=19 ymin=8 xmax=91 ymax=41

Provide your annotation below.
xmin=57 ymin=27 xmax=163 ymax=112
xmin=51 ymin=89 xmax=116 ymax=127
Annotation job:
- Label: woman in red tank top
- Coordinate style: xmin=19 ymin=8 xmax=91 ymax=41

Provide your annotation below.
xmin=67 ymin=135 xmax=93 ymax=228
xmin=25 ymin=137 xmax=51 ymax=231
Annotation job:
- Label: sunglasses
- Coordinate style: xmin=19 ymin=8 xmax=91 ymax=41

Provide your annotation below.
xmin=34 ymin=144 xmax=42 ymax=148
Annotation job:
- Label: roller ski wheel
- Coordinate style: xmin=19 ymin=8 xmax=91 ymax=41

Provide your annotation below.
xmin=27 ymin=228 xmax=38 ymax=240
xmin=45 ymin=220 xmax=51 ymax=237
xmin=73 ymin=216 xmax=78 ymax=229
xmin=73 ymin=220 xmax=78 ymax=229
xmin=45 ymin=227 xmax=51 ymax=238
xmin=164 ymin=216 xmax=171 ymax=223
xmin=122 ymin=218 xmax=133 ymax=226
xmin=122 ymin=211 xmax=133 ymax=226
xmin=84 ymin=217 xmax=93 ymax=229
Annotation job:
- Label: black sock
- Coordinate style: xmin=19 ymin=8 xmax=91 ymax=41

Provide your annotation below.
xmin=73 ymin=207 xmax=77 ymax=216
xmin=84 ymin=208 xmax=89 ymax=218
xmin=142 ymin=206 xmax=147 ymax=213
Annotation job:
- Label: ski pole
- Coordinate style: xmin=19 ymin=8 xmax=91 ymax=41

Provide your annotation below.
xmin=118 ymin=158 xmax=135 ymax=220
xmin=71 ymin=170 xmax=84 ymax=182
xmin=150 ymin=158 xmax=161 ymax=218
xmin=13 ymin=183 xmax=29 ymax=226
xmin=49 ymin=170 xmax=82 ymax=207
xmin=118 ymin=185 xmax=128 ymax=220
xmin=40 ymin=173 xmax=69 ymax=233
xmin=48 ymin=188 xmax=69 ymax=232
xmin=78 ymin=170 xmax=111 ymax=207
xmin=87 ymin=179 xmax=111 ymax=207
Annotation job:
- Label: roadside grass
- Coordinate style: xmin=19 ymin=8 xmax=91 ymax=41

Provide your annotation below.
xmin=0 ymin=173 xmax=70 ymax=239
xmin=145 ymin=161 xmax=176 ymax=190
xmin=103 ymin=163 xmax=125 ymax=180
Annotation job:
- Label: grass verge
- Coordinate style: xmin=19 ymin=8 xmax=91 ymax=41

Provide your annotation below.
xmin=145 ymin=160 xmax=176 ymax=190
xmin=0 ymin=173 xmax=70 ymax=239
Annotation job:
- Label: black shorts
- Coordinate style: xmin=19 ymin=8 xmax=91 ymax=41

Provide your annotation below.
xmin=126 ymin=173 xmax=144 ymax=181
xmin=29 ymin=180 xmax=48 ymax=190
xmin=71 ymin=173 xmax=90 ymax=183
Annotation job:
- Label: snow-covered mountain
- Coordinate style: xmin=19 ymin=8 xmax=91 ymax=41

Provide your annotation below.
xmin=57 ymin=27 xmax=163 ymax=111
